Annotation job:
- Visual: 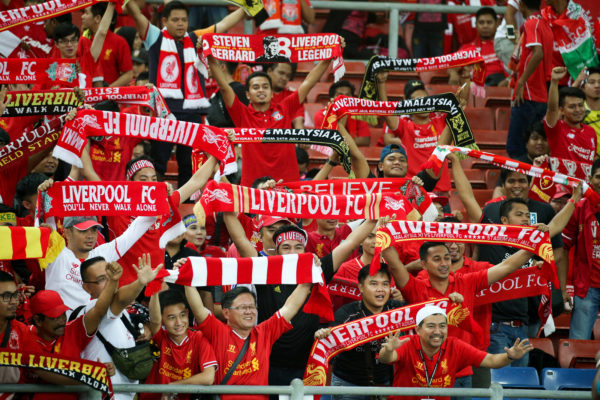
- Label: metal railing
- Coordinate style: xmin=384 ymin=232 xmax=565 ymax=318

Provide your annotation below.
xmin=146 ymin=0 xmax=506 ymax=58
xmin=0 ymin=380 xmax=592 ymax=400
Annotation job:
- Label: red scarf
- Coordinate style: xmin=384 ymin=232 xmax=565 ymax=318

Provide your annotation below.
xmin=53 ymin=109 xmax=235 ymax=173
xmin=0 ymin=58 xmax=77 ymax=85
xmin=196 ymin=180 xmax=420 ymax=224
xmin=147 ymin=253 xmax=334 ymax=320
xmin=0 ymin=114 xmax=66 ymax=172
xmin=83 ymin=86 xmax=172 ymax=119
xmin=1 ymin=90 xmax=80 ymax=117
xmin=201 ymin=33 xmax=345 ymax=81
xmin=157 ymin=28 xmax=208 ymax=110
xmin=278 ymin=178 xmax=438 ymax=222
xmin=0 ymin=226 xmax=51 ymax=260
xmin=260 ymin=0 xmax=302 ymax=33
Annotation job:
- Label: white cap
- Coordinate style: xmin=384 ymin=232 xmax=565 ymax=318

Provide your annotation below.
xmin=416 ymin=305 xmax=447 ymax=326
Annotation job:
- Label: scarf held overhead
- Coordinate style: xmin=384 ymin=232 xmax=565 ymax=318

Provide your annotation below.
xmin=0 ymin=58 xmax=77 ymax=84
xmin=322 ymin=94 xmax=476 ymax=149
xmin=201 ymin=33 xmax=345 ymax=81
xmin=229 ymin=127 xmax=351 ymax=173
xmin=360 ymin=51 xmax=486 ymax=100
xmin=260 ymin=0 xmax=303 ymax=33
xmin=196 ymin=180 xmax=419 ymax=224
xmin=53 ymin=109 xmax=235 ymax=173
xmin=0 ymin=226 xmax=51 ymax=260
xmin=529 ymin=156 xmax=592 ymax=203
xmin=146 ymin=253 xmax=334 ymax=320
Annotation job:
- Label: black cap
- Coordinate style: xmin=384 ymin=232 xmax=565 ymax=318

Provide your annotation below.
xmin=132 ymin=48 xmax=148 ymax=64
xmin=404 ymin=79 xmax=426 ymax=99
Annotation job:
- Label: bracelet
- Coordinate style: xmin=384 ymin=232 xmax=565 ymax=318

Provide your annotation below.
xmin=568 ymin=198 xmax=576 ymax=204
xmin=327 ymin=160 xmax=340 ymax=166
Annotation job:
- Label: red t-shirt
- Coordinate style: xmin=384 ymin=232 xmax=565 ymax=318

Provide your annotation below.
xmin=544 ymin=118 xmax=597 ymax=163
xmin=386 ymin=115 xmax=451 ymax=191
xmin=389 ymin=335 xmax=487 ymax=400
xmin=306 ymin=224 xmax=353 ymax=258
xmin=227 ymin=93 xmax=301 ymax=187
xmin=141 ymin=329 xmax=218 ymax=400
xmin=271 ymin=88 xmax=305 ymax=121
xmin=400 ymin=270 xmax=488 ymax=375
xmin=0 ymin=157 xmax=27 ymax=207
xmin=313 ymin=108 xmax=371 ymax=138
xmin=196 ymin=312 xmax=292 ymax=400
xmin=460 ymin=39 xmax=507 ymax=78
xmin=8 ymin=22 xmax=53 ymax=59
xmin=337 ymin=256 xmax=364 ymax=281
xmin=515 ymin=13 xmax=553 ymax=103
xmin=89 ymin=136 xmax=140 ymax=181
xmin=87 ymin=30 xmax=133 ymax=85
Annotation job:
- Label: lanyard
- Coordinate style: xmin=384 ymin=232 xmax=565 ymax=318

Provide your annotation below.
xmin=419 ymin=347 xmax=445 ymax=387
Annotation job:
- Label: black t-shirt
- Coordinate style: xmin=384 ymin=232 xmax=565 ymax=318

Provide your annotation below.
xmin=207 ymin=81 xmax=249 ymax=128
xmin=331 ymin=299 xmax=404 ymax=386
xmin=256 ymin=253 xmax=335 ymax=369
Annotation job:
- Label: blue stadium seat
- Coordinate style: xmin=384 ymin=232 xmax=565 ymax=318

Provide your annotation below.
xmin=542 ymin=368 xmax=597 ymax=390
xmin=491 ymin=367 xmax=544 ymax=388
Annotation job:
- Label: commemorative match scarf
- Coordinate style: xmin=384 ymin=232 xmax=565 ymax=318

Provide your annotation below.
xmin=1 ymin=89 xmax=81 ymax=117
xmin=322 ymin=94 xmax=477 ymax=150
xmin=201 ymin=33 xmax=345 ymax=82
xmin=542 ymin=2 xmax=599 ymax=79
xmin=530 ymin=156 xmax=592 ymax=204
xmin=0 ymin=350 xmax=113 ymax=397
xmin=278 ymin=178 xmax=438 ymax=222
xmin=195 ymin=180 xmax=419 ymax=225
xmin=0 ymin=113 xmax=66 ymax=172
xmin=146 ymin=253 xmax=334 ymax=320
xmin=359 ymin=50 xmax=486 ymax=101
xmin=423 ymin=145 xmax=600 ymax=205
xmin=229 ymin=127 xmax=351 ymax=173
xmin=83 ymin=86 xmax=173 ymax=119
xmin=371 ymin=220 xmax=557 ymax=279
xmin=53 ymin=109 xmax=235 ymax=174
xmin=0 ymin=58 xmax=77 ymax=85
xmin=0 ymin=226 xmax=51 ymax=260
xmin=157 ymin=28 xmax=208 ymax=110
xmin=260 ymin=0 xmax=302 ymax=33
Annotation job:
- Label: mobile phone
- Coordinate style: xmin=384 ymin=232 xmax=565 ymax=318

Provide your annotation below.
xmin=506 ymin=25 xmax=516 ymax=40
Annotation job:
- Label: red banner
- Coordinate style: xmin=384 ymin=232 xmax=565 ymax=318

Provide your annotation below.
xmin=0 ymin=58 xmax=77 ymax=84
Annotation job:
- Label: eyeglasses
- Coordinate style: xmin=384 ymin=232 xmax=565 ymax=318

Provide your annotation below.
xmin=83 ymin=276 xmax=108 ymax=285
xmin=57 ymin=37 xmax=78 ymax=45
xmin=228 ymin=305 xmax=258 ymax=312
xmin=0 ymin=292 xmax=20 ymax=303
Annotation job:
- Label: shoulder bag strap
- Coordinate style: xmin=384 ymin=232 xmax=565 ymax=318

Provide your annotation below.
xmin=0 ymin=320 xmax=11 ymax=348
xmin=220 ymin=334 xmax=251 ymax=385
xmin=120 ymin=313 xmax=141 ymax=340
xmin=68 ymin=305 xmax=86 ymax=322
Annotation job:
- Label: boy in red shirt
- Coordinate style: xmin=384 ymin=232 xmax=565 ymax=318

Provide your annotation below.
xmin=143 ymin=290 xmax=217 ymax=400
xmin=544 ymin=66 xmax=597 ymax=163
xmin=506 ymin=0 xmax=553 ymax=159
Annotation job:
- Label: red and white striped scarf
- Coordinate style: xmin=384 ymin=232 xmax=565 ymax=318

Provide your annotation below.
xmin=147 ymin=253 xmax=334 ymax=320
xmin=157 ymin=28 xmax=208 ymax=110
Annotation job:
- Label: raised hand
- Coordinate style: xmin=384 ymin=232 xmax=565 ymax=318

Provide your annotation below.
xmin=106 ymin=262 xmax=123 ymax=283
xmin=504 ymin=337 xmax=533 ymax=361
xmin=551 ymin=66 xmax=568 ymax=83
xmin=133 ymin=253 xmax=164 ymax=286
xmin=382 ymin=330 xmax=406 ymax=353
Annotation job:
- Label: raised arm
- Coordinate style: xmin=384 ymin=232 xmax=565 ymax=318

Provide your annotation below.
xmin=177 ymin=155 xmax=219 ymax=203
xmin=214 ymin=8 xmax=246 ymax=33
xmin=382 ymin=246 xmax=410 ymax=289
xmin=330 ymin=219 xmax=377 ymax=271
xmin=223 ymin=212 xmax=259 ymax=257
xmin=297 ymin=59 xmax=332 ymax=103
xmin=486 ymin=249 xmax=533 ymax=285
xmin=148 ymin=292 xmax=162 ymax=337
xmin=208 ymin=55 xmax=236 ymax=108
xmin=379 ymin=331 xmax=408 ymax=364
xmin=448 ymin=152 xmax=482 ymax=222
xmin=480 ymin=338 xmax=533 ymax=368
xmin=376 ymin=71 xmax=400 ymax=134
xmin=545 ymin=66 xmax=569 ymax=128
xmin=90 ymin=3 xmax=114 ymax=61
xmin=338 ymin=117 xmax=370 ymax=178
xmin=279 ymin=282 xmax=312 ymax=322
xmin=83 ymin=262 xmax=121 ymax=335
xmin=546 ymin=184 xmax=581 ymax=236
xmin=125 ymin=0 xmax=150 ymax=40
xmin=184 ymin=284 xmax=210 ymax=325
xmin=110 ymin=254 xmax=163 ymax=316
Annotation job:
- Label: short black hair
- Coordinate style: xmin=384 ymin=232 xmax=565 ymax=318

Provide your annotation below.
xmin=419 ymin=242 xmax=448 ymax=261
xmin=439 ymin=216 xmax=460 ymax=224
xmin=245 ymin=71 xmax=272 ymax=91
xmin=500 ymin=198 xmax=529 ymax=219
xmin=296 ymin=147 xmax=309 ymax=165
xmin=54 ymin=13 xmax=72 ymax=24
xmin=136 ymin=71 xmax=150 ymax=83
xmin=16 ymin=173 xmax=47 ymax=201
xmin=224 ymin=62 xmax=238 ymax=76
xmin=222 ymin=286 xmax=256 ymax=310
xmin=134 ymin=140 xmax=152 ymax=157
xmin=476 ymin=7 xmax=497 ymax=20
xmin=329 ymin=80 xmax=355 ymax=99
xmin=591 ymin=158 xmax=600 ymax=177
xmin=523 ymin=121 xmax=546 ymax=142
xmin=158 ymin=289 xmax=188 ymax=314
xmin=500 ymin=169 xmax=532 ymax=185
xmin=521 ymin=0 xmax=541 ymax=10
xmin=251 ymin=176 xmax=273 ymax=189
xmin=0 ymin=204 xmax=16 ymax=214
xmin=90 ymin=2 xmax=108 ymax=18
xmin=93 ymin=100 xmax=119 ymax=112
xmin=0 ymin=270 xmax=15 ymax=283
xmin=559 ymin=87 xmax=586 ymax=107
xmin=162 ymin=1 xmax=188 ymax=19
xmin=80 ymin=256 xmax=105 ymax=282
xmin=53 ymin=23 xmax=80 ymax=41
xmin=358 ymin=264 xmax=390 ymax=284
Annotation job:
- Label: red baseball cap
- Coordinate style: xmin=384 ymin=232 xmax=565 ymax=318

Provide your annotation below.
xmin=256 ymin=216 xmax=293 ymax=230
xmin=428 ymin=193 xmax=449 ymax=207
xmin=30 ymin=290 xmax=70 ymax=318
xmin=63 ymin=216 xmax=102 ymax=231
xmin=552 ymin=191 xmax=570 ymax=200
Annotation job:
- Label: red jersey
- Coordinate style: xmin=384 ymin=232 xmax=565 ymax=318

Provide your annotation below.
xmin=141 ymin=329 xmax=217 ymax=400
xmin=0 ymin=319 xmax=34 ymax=396
xmin=544 ymin=118 xmax=597 ymax=163
xmin=337 ymin=256 xmax=365 ymax=281
xmin=0 ymin=158 xmax=27 ymax=208
xmin=89 ymin=136 xmax=140 ymax=181
xmin=196 ymin=312 xmax=292 ymax=400
xmin=7 ymin=22 xmax=53 ymax=59
xmin=386 ymin=115 xmax=451 ymax=191
xmin=184 ymin=242 xmax=227 ymax=258
xmin=227 ymin=93 xmax=301 ymax=186
xmin=313 ymin=108 xmax=370 ymax=139
xmin=460 ymin=39 xmax=507 ymax=78
xmin=515 ymin=13 xmax=553 ymax=103
xmin=400 ymin=270 xmax=488 ymax=375
xmin=85 ymin=30 xmax=133 ymax=85
xmin=389 ymin=335 xmax=487 ymax=400
xmin=306 ymin=224 xmax=352 ymax=258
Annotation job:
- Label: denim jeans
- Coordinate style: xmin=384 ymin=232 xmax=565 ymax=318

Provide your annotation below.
xmin=506 ymin=100 xmax=547 ymax=159
xmin=452 ymin=374 xmax=473 ymax=400
xmin=412 ymin=29 xmax=444 ymax=59
xmin=488 ymin=322 xmax=529 ymax=367
xmin=569 ymin=287 xmax=600 ymax=339
xmin=331 ymin=374 xmax=373 ymax=400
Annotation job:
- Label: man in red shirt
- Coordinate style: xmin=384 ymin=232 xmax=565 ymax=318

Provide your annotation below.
xmin=186 ymin=281 xmax=312 ymax=399
xmin=506 ymin=0 xmax=553 ymax=159
xmin=266 ymin=63 xmax=305 ymax=129
xmin=544 ymin=66 xmax=597 ymax=163
xmin=305 ymin=219 xmax=361 ymax=259
xmin=80 ymin=2 xmax=133 ymax=87
xmin=379 ymin=305 xmax=532 ymax=400
xmin=208 ymin=49 xmax=336 ymax=186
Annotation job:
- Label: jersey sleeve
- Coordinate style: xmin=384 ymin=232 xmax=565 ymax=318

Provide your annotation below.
xmin=93 ymin=216 xmax=158 ymax=262
xmin=193 ymin=25 xmax=216 ymax=39
xmin=225 ymin=95 xmax=247 ymax=127
xmin=195 ymin=333 xmax=218 ymax=371
xmin=256 ymin=310 xmax=293 ymax=347
xmin=452 ymin=337 xmax=488 ymax=369
xmin=282 ymin=91 xmax=302 ymax=118
xmin=523 ymin=18 xmax=542 ymax=48
xmin=399 ymin=274 xmax=427 ymax=303
xmin=143 ymin=24 xmax=161 ymax=48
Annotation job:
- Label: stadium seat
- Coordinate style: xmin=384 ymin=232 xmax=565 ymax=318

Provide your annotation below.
xmin=328 ymin=165 xmax=350 ymax=178
xmin=388 ymin=71 xmax=421 ymax=82
xmin=491 ymin=366 xmax=543 ymax=388
xmin=420 ymin=70 xmax=448 ymax=84
xmin=369 ymin=127 xmax=385 ymax=147
xmin=179 ymin=203 xmax=194 ymax=218
xmin=483 ymin=86 xmax=512 ymax=109
xmin=165 ymin=159 xmax=178 ymax=181
xmin=384 ymin=81 xmax=407 ymax=98
xmin=542 ymin=368 xmax=596 ymax=390
xmin=557 ymin=339 xmax=600 ymax=368
xmin=484 ymin=169 xmax=500 ymax=190
xmin=465 ymin=108 xmax=495 ymax=130
xmin=304 ymin=103 xmax=325 ymax=128
xmin=306 ymin=82 xmax=332 ymax=104
xmin=529 ymin=337 xmax=556 ymax=358
xmin=474 ymin=130 xmax=507 ymax=149
xmin=593 ymin=317 xmax=600 ymax=340
xmin=451 ymin=169 xmax=486 ymax=189
xmin=473 ymin=189 xmax=494 ymax=208
xmin=426 ymin=84 xmax=459 ymax=96
xmin=296 ymin=61 xmax=316 ymax=78
xmin=495 ymin=107 xmax=511 ymax=131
